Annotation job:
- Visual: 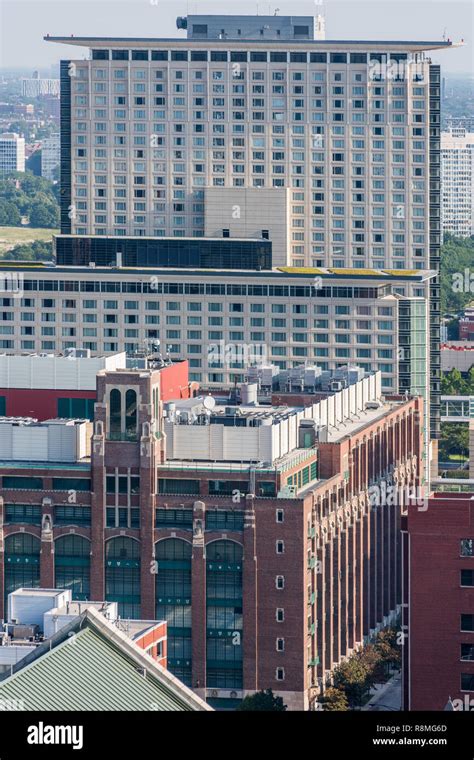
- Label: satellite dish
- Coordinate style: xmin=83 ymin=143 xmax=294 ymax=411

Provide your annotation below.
xmin=203 ymin=396 xmax=216 ymax=411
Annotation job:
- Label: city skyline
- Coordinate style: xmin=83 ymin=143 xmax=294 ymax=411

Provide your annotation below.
xmin=0 ymin=3 xmax=473 ymax=724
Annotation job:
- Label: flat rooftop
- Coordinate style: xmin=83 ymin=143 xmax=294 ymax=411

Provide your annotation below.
xmin=44 ymin=35 xmax=454 ymax=52
xmin=10 ymin=588 xmax=65 ymax=598
xmin=0 ymin=416 xmax=88 ymax=426
xmin=326 ymin=398 xmax=413 ymax=443
xmin=0 ymin=261 xmax=436 ymax=282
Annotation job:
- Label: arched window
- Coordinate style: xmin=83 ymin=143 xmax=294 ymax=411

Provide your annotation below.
xmin=155 ymin=539 xmax=192 ymax=686
xmin=206 ymin=541 xmax=243 ymax=690
xmin=125 ymin=389 xmax=137 ymax=440
xmin=4 ymin=533 xmax=41 ymax=611
xmin=105 ymin=537 xmax=140 ymax=618
xmin=55 ymin=535 xmax=90 ymax=600
xmin=109 ymin=388 xmax=121 ymax=440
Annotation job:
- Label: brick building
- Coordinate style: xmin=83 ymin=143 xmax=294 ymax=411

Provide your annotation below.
xmin=0 ymin=363 xmax=423 ymax=709
xmin=403 ymin=492 xmax=474 ymax=710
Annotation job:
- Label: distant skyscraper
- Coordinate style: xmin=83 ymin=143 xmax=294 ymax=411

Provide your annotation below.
xmin=41 ymin=132 xmax=60 ymax=181
xmin=0 ymin=132 xmax=25 ymax=176
xmin=446 ymin=116 xmax=474 ymax=132
xmin=441 ymin=128 xmax=474 ymax=238
xmin=21 ymin=76 xmax=60 ymax=98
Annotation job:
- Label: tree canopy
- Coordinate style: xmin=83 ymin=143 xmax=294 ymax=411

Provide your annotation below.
xmin=440 ymin=234 xmax=474 ymax=315
xmin=3 ymin=240 xmax=53 ymax=262
xmin=237 ymin=689 xmax=287 ymax=712
xmin=0 ymin=172 xmax=59 ymax=228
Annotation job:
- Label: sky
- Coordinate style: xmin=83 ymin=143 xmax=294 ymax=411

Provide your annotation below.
xmin=1 ymin=0 xmax=473 ymax=75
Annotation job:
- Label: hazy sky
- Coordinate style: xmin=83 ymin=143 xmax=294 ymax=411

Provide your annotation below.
xmin=1 ymin=0 xmax=473 ymax=75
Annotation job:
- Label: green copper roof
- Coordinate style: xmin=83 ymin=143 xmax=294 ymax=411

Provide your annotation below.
xmin=0 ymin=611 xmax=210 ymax=711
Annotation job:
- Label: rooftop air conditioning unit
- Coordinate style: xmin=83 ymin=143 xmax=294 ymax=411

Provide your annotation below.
xmin=365 ymin=400 xmax=383 ymax=410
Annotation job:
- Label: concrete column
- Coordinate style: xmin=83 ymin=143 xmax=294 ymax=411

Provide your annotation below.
xmin=90 ymin=429 xmax=105 ymax=601
xmin=40 ymin=499 xmax=54 ymax=588
xmin=332 ymin=520 xmax=341 ymax=663
xmin=0 ymin=497 xmax=5 ymax=620
xmin=340 ymin=515 xmax=349 ymax=657
xmin=324 ymin=532 xmax=334 ymax=670
xmin=139 ymin=436 xmax=157 ymax=620
xmin=316 ymin=532 xmax=326 ymax=684
xmin=469 ymin=420 xmax=474 ymax=479
xmin=354 ymin=503 xmax=364 ymax=645
xmin=191 ymin=500 xmax=206 ymax=698
xmin=242 ymin=499 xmax=258 ymax=693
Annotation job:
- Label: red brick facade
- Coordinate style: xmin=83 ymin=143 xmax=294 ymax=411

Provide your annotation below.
xmin=404 ymin=493 xmax=474 ymax=710
xmin=0 ymin=368 xmax=423 ymax=709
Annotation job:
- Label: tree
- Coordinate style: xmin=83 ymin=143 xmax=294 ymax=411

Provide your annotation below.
xmin=438 ymin=422 xmax=469 ymax=462
xmin=0 ymin=172 xmax=60 ymax=229
xmin=318 ymin=687 xmax=349 ymax=711
xmin=440 ymin=234 xmax=474 ymax=314
xmin=237 ymin=689 xmax=287 ymax=712
xmin=4 ymin=240 xmax=53 ymax=262
xmin=441 ymin=368 xmax=467 ymax=395
xmin=333 ymin=657 xmax=372 ymax=708
xmin=28 ymin=200 xmax=59 ymax=228
xmin=359 ymin=643 xmax=387 ymax=685
xmin=0 ymin=200 xmax=21 ymax=226
xmin=375 ymin=628 xmax=401 ymax=672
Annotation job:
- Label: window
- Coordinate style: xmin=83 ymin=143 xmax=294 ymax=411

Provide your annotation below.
xmin=461 ymin=570 xmax=474 ymax=587
xmin=276 ymin=509 xmax=284 ymax=524
xmin=206 ymin=541 xmax=243 ymax=689
xmin=461 ymin=673 xmax=474 ymax=692
xmin=461 ymin=539 xmax=474 ymax=557
xmin=206 ymin=510 xmax=244 ymax=532
xmin=158 ymin=479 xmax=200 ymax=495
xmin=55 ymin=506 xmax=91 ymax=526
xmin=155 ymin=508 xmax=193 ymax=528
xmin=52 ymin=478 xmax=91 ymax=492
xmin=156 ymin=538 xmax=192 ymax=685
xmin=276 ymin=576 xmax=285 ymax=590
xmin=58 ymin=397 xmax=95 ymax=420
xmin=276 ymin=667 xmax=285 ymax=681
xmin=276 ymin=608 xmax=285 ymax=622
xmin=106 ymin=537 xmax=140 ymax=619
xmin=125 ymin=389 xmax=138 ymax=440
xmin=5 ymin=504 xmax=41 ymax=525
xmin=209 ymin=480 xmax=249 ymax=497
xmin=4 ymin=533 xmax=40 ymax=608
xmin=276 ymin=638 xmax=285 ymax=652
xmin=461 ymin=614 xmax=474 ymax=632
xmin=109 ymin=388 xmax=121 ymax=440
xmin=276 ymin=540 xmax=284 ymax=554
xmin=55 ymin=535 xmax=91 ymax=601
xmin=461 ymin=644 xmax=474 ymax=661
xmin=3 ymin=476 xmax=43 ymax=490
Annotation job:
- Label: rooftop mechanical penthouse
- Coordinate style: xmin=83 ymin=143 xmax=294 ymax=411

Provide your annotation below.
xmin=0 ymin=361 xmax=423 ymax=709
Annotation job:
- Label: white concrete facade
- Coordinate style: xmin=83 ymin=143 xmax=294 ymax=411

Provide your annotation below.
xmin=41 ymin=133 xmax=60 ymax=181
xmin=0 ymin=265 xmax=432 ymax=392
xmin=52 ymin=35 xmax=442 ymax=270
xmin=441 ymin=128 xmax=474 ymax=238
xmin=0 ymin=133 xmax=25 ymax=176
